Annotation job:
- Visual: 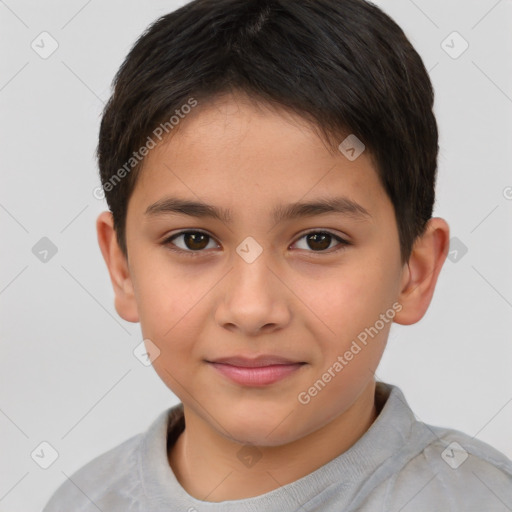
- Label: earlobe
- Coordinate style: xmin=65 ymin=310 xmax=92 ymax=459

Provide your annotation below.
xmin=394 ymin=217 xmax=450 ymax=325
xmin=96 ymin=211 xmax=140 ymax=323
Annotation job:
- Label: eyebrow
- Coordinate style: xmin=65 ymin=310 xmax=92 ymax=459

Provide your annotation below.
xmin=145 ymin=195 xmax=371 ymax=224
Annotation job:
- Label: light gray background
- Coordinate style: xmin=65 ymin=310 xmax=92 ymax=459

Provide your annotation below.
xmin=1 ymin=0 xmax=511 ymax=510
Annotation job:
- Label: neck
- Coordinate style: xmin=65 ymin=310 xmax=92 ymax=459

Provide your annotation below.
xmin=168 ymin=380 xmax=378 ymax=502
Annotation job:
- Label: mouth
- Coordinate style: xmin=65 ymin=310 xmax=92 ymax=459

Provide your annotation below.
xmin=205 ymin=355 xmax=307 ymax=387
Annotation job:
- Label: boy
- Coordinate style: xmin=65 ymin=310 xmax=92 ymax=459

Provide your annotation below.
xmin=43 ymin=0 xmax=512 ymax=510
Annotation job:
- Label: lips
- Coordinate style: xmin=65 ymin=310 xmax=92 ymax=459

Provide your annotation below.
xmin=206 ymin=355 xmax=306 ymax=386
xmin=209 ymin=355 xmax=304 ymax=367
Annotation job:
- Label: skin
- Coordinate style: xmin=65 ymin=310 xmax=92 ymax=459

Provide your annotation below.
xmin=96 ymin=92 xmax=450 ymax=502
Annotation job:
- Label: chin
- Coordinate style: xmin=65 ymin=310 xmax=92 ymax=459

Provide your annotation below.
xmin=218 ymin=407 xmax=307 ymax=447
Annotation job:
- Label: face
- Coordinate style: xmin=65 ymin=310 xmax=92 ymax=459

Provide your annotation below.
xmin=122 ymin=93 xmax=406 ymax=446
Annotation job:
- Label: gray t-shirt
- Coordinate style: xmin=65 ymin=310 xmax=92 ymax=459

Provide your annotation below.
xmin=42 ymin=382 xmax=512 ymax=511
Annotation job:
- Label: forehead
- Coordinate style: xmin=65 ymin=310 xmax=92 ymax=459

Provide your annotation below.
xmin=130 ymin=94 xmax=389 ymax=221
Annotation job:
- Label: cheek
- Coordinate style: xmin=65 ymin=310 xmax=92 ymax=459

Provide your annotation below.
xmin=136 ymin=275 xmax=209 ymax=399
xmin=295 ymin=258 xmax=396 ymax=366
xmin=132 ymin=250 xmax=204 ymax=327
xmin=130 ymin=258 xmax=211 ymax=366
xmin=296 ymin=262 xmax=387 ymax=332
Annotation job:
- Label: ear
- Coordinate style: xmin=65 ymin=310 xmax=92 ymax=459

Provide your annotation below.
xmin=394 ymin=217 xmax=450 ymax=325
xmin=96 ymin=211 xmax=139 ymax=323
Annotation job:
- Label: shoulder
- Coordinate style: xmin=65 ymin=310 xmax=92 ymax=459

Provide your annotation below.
xmin=42 ymin=431 xmax=145 ymax=512
xmin=387 ymin=423 xmax=512 ymax=510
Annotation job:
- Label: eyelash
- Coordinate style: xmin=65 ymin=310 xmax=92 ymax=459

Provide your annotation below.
xmin=161 ymin=229 xmax=350 ymax=257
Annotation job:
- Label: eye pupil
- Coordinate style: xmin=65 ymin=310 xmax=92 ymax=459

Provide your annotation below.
xmin=185 ymin=232 xmax=209 ymax=250
xmin=307 ymin=232 xmax=331 ymax=251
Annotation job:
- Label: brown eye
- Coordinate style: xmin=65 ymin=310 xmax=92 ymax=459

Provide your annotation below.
xmin=306 ymin=232 xmax=331 ymax=251
xmin=164 ymin=231 xmax=219 ymax=253
xmin=182 ymin=232 xmax=209 ymax=250
xmin=292 ymin=231 xmax=348 ymax=253
xmin=162 ymin=229 xmax=349 ymax=257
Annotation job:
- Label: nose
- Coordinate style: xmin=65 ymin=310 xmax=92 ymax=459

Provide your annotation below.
xmin=214 ymin=248 xmax=292 ymax=336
